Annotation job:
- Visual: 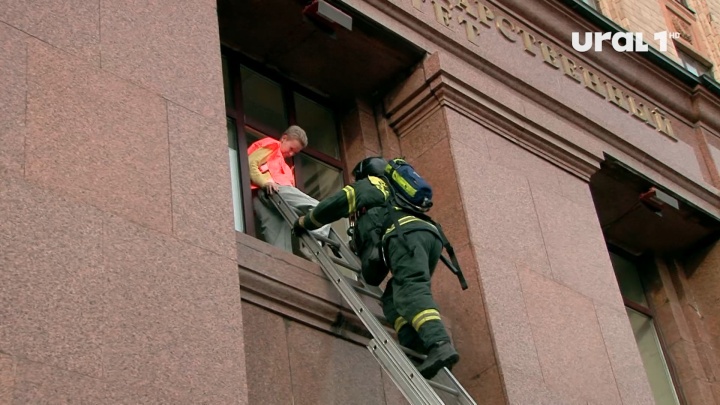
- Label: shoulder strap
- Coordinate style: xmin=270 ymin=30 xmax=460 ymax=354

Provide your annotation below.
xmin=430 ymin=221 xmax=468 ymax=290
xmin=385 ymin=195 xmax=469 ymax=290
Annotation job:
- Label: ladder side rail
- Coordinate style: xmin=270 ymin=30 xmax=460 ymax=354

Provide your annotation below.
xmin=436 ymin=369 xmax=477 ymax=405
xmin=302 ymin=234 xmax=442 ymax=404
xmin=325 ymin=228 xmax=363 ymax=270
xmin=369 ymin=338 xmax=444 ymax=405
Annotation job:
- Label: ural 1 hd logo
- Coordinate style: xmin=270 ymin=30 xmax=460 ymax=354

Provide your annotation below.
xmin=571 ymin=31 xmax=681 ymax=52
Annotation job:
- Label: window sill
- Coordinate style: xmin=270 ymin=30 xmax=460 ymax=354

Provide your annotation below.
xmin=235 ymin=231 xmax=385 ymax=343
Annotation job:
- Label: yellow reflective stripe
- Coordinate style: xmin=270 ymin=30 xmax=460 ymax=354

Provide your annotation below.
xmin=343 ymin=185 xmax=356 ymax=214
xmin=411 ymin=309 xmax=441 ymax=330
xmin=394 ymin=317 xmax=408 ymax=332
xmin=415 ymin=315 xmax=442 ymax=329
xmin=391 ymin=170 xmax=417 ymax=197
xmin=383 ymin=216 xmax=437 ymax=236
xmin=368 ymin=176 xmax=389 ymax=198
xmin=307 ymin=211 xmax=323 ymax=228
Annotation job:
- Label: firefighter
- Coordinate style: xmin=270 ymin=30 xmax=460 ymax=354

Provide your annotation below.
xmin=293 ymin=157 xmax=459 ymax=379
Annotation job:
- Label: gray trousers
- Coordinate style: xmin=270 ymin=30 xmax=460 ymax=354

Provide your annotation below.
xmin=253 ymin=185 xmax=331 ymax=252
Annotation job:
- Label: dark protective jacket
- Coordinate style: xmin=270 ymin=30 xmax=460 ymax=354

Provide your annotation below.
xmin=302 ymin=176 xmax=440 ymax=283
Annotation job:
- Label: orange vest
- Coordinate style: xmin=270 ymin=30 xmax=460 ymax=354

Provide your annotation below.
xmin=247 ymin=137 xmax=295 ymax=190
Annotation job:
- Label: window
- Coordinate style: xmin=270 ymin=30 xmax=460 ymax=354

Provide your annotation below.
xmin=673 ymin=0 xmax=692 ymax=10
xmin=610 ymin=250 xmax=681 ymax=405
xmin=580 ymin=0 xmax=599 ymax=10
xmin=677 ymin=48 xmax=709 ymax=77
xmin=222 ymin=49 xmax=347 ymax=241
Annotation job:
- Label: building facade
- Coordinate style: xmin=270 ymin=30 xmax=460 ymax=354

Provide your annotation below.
xmin=2 ymin=0 xmax=720 ymax=404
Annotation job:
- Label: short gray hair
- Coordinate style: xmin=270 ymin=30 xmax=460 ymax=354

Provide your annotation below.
xmin=284 ymin=125 xmax=308 ymax=148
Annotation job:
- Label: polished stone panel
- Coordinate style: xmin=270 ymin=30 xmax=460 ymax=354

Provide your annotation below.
xmin=0 ymin=176 xmax=104 ymax=378
xmin=12 ymin=360 xmax=106 ymax=404
xmin=0 ymin=24 xmax=27 ymax=175
xmin=595 ymin=304 xmax=655 ymax=405
xmin=401 ymin=109 xmax=448 ymax=159
xmin=242 ymin=302 xmax=294 ymax=405
xmin=25 ymin=40 xmax=172 ymax=234
xmin=0 ymin=354 xmax=14 ymax=404
xmin=100 ymin=0 xmax=225 ymax=119
xmin=446 ymin=109 xmax=491 ymax=162
xmin=473 ymin=252 xmax=544 ymax=387
xmin=520 ymin=269 xmax=622 ymax=404
xmin=0 ymin=0 xmax=100 ymax=64
xmin=102 ymin=214 xmax=247 ymax=403
xmin=452 ymin=138 xmax=552 ymax=276
xmin=287 ymin=322 xmax=385 ymax=405
xmin=531 ymin=186 xmax=624 ymax=310
xmin=168 ymin=102 xmax=236 ymax=259
xmin=485 ymin=131 xmax=562 ymax=193
xmin=381 ymin=371 xmax=410 ymax=405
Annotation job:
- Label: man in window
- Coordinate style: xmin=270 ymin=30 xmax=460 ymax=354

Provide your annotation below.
xmin=248 ymin=125 xmax=330 ymax=252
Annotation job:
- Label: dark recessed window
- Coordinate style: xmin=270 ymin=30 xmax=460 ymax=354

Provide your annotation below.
xmin=221 ymin=49 xmax=345 ymax=240
xmin=673 ymin=0 xmax=692 ymax=10
xmin=609 ymin=250 xmax=681 ymax=405
xmin=580 ymin=0 xmax=599 ymax=10
xmin=677 ymin=48 xmax=710 ymax=77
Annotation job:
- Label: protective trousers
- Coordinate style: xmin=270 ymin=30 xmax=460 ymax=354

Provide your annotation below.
xmin=380 ymin=230 xmax=450 ymax=352
xmin=253 ymin=186 xmax=331 ymax=252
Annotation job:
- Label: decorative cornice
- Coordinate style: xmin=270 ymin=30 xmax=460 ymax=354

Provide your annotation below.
xmin=385 ymin=60 xmax=601 ymax=181
xmin=383 ymin=59 xmax=720 ymax=214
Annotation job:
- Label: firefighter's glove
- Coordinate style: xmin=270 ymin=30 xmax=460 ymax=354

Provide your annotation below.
xmin=292 ymin=216 xmax=307 ymax=236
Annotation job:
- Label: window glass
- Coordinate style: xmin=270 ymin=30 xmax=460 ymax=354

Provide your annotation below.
xmin=581 ymin=0 xmax=598 ymax=9
xmin=677 ymin=49 xmax=710 ymax=77
xmin=611 ymin=251 xmax=681 ymax=405
xmin=245 ymin=127 xmax=264 ymax=147
xmin=227 ymin=118 xmax=244 ymax=232
xmin=297 ymin=154 xmax=343 ymax=201
xmin=294 ymin=93 xmax=339 ymax=158
xmin=685 ymin=63 xmax=700 ymax=76
xmin=297 ymin=154 xmax=349 ymax=243
xmin=610 ymin=252 xmax=648 ymax=306
xmin=222 ymin=56 xmax=235 ymax=110
xmin=626 ymin=308 xmax=680 ymax=405
xmin=241 ymin=66 xmax=288 ymax=134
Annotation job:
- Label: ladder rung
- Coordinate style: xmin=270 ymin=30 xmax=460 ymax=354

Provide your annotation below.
xmin=400 ymin=346 xmax=426 ymax=361
xmin=428 ymin=378 xmax=460 ymax=397
xmin=353 ymin=284 xmax=383 ymax=300
xmin=330 ymin=255 xmax=360 ymax=272
xmin=312 ymin=233 xmax=340 ymax=247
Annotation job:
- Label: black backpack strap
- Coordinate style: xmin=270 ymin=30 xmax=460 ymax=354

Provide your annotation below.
xmin=403 ymin=212 xmax=466 ymax=290
xmin=380 ymin=174 xmax=414 ymax=257
xmin=383 ymin=199 xmax=414 ymax=256
xmin=419 ymin=217 xmax=468 ymax=290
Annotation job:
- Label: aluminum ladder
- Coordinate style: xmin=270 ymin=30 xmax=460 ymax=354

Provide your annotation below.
xmin=268 ymin=192 xmax=477 ymax=405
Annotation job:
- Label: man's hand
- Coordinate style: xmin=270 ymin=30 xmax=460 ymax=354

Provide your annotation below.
xmin=263 ymin=181 xmax=280 ymax=194
xmin=292 ymin=216 xmax=307 ymax=235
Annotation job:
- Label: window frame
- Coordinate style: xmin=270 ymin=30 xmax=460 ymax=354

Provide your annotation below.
xmin=673 ymin=0 xmax=694 ymax=12
xmin=608 ymin=245 xmax=685 ymax=405
xmin=674 ymin=44 xmax=712 ymax=77
xmin=580 ymin=0 xmax=599 ymax=10
xmin=222 ymin=46 xmax=347 ymax=237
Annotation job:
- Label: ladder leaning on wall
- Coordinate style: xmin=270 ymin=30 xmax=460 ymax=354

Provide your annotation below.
xmin=268 ymin=192 xmax=477 ymax=405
